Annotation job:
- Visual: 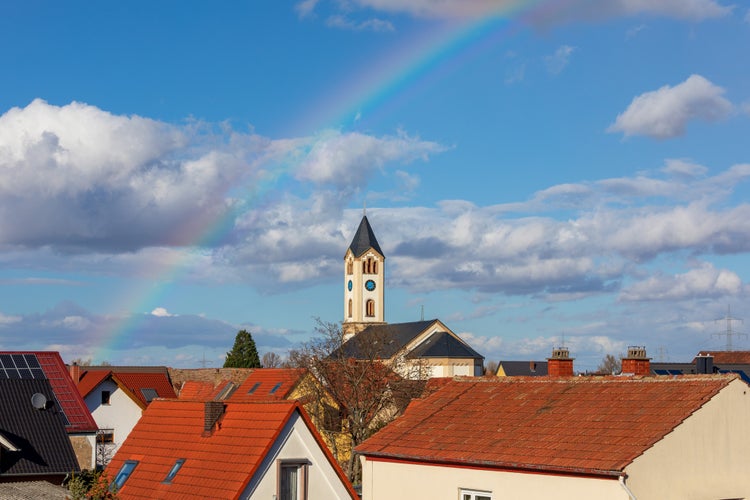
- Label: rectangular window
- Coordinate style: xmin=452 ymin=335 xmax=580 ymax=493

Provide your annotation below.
xmin=101 ymin=390 xmax=111 ymax=405
xmin=97 ymin=429 xmax=115 ymax=444
xmin=112 ymin=460 xmax=138 ymax=490
xmin=460 ymin=489 xmax=492 ymax=500
xmin=247 ymin=382 xmax=261 ymax=394
xmin=278 ymin=460 xmax=308 ymax=500
xmin=269 ymin=382 xmax=282 ymax=394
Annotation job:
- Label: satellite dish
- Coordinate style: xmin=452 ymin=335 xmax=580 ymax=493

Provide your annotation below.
xmin=31 ymin=393 xmax=48 ymax=410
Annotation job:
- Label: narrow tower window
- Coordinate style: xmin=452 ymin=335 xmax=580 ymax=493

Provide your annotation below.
xmin=348 ymin=299 xmax=352 ymax=318
xmin=347 ymin=260 xmax=353 ymax=275
xmin=366 ymin=299 xmax=375 ymax=317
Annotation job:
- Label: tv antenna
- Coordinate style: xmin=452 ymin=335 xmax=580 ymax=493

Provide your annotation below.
xmin=712 ymin=305 xmax=746 ymax=351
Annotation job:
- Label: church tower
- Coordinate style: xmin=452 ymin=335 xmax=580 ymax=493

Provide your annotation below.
xmin=343 ymin=215 xmax=385 ymax=339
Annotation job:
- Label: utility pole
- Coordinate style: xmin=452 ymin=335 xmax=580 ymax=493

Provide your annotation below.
xmin=199 ymin=352 xmax=212 ymax=368
xmin=712 ymin=305 xmax=746 ymax=351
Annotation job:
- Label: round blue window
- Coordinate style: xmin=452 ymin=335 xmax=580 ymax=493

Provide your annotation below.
xmin=348 ymin=280 xmax=353 ymax=291
xmin=365 ymin=280 xmax=376 ymax=291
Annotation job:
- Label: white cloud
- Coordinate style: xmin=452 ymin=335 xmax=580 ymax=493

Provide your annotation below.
xmin=151 ymin=307 xmax=174 ymax=317
xmin=544 ymin=45 xmax=575 ymax=75
xmin=0 ymin=312 xmax=21 ymax=326
xmin=620 ymin=262 xmax=743 ymax=301
xmin=607 ymin=74 xmax=733 ymax=139
xmin=294 ymin=129 xmax=445 ymax=189
xmin=661 ymin=159 xmax=708 ymax=179
xmin=326 ymin=15 xmax=395 ymax=32
xmin=295 ymin=0 xmax=319 ymax=18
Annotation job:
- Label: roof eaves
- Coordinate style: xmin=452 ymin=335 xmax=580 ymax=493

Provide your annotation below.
xmin=360 ymin=452 xmax=624 ymax=479
xmin=111 ymin=374 xmax=148 ymax=410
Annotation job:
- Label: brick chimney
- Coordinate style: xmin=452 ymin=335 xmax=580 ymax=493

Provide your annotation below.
xmin=547 ymin=347 xmax=574 ymax=377
xmin=621 ymin=346 xmax=650 ymax=376
xmin=203 ymin=401 xmax=225 ymax=435
xmin=69 ymin=362 xmax=81 ymax=384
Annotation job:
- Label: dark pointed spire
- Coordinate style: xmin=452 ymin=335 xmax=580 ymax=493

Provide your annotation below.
xmin=348 ymin=215 xmax=384 ymax=257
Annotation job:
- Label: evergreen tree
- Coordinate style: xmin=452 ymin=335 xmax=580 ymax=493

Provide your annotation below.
xmin=224 ymin=329 xmax=261 ymax=368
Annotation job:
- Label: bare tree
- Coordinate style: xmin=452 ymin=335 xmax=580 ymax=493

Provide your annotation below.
xmin=287 ymin=319 xmax=428 ymax=484
xmin=484 ymin=360 xmax=499 ymax=376
xmin=597 ymin=353 xmax=622 ymax=374
xmin=261 ymin=351 xmax=283 ymax=368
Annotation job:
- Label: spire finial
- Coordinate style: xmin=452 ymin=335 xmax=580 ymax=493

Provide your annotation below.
xmin=363 ymin=200 xmax=367 ymax=217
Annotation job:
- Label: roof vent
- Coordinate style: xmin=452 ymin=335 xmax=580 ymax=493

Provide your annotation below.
xmin=31 ymin=393 xmax=48 ymax=410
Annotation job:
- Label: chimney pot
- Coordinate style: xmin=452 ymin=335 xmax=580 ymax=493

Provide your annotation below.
xmin=548 ymin=347 xmax=574 ymax=377
xmin=622 ymin=346 xmax=651 ymax=376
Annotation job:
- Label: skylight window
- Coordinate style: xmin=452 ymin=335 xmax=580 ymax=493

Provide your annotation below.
xmin=163 ymin=458 xmax=185 ymax=483
xmin=269 ymin=382 xmax=282 ymax=394
xmin=140 ymin=388 xmax=158 ymax=402
xmin=247 ymin=382 xmax=261 ymax=394
xmin=112 ymin=460 xmax=138 ymax=490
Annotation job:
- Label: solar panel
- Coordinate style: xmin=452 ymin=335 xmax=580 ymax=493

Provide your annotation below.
xmin=0 ymin=353 xmax=46 ymax=379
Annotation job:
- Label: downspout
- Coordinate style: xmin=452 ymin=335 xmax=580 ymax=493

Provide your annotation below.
xmin=619 ymin=475 xmax=637 ymax=500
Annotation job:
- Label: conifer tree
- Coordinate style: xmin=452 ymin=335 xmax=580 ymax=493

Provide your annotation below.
xmin=224 ymin=329 xmax=261 ymax=368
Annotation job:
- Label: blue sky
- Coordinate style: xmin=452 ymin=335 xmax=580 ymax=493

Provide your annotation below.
xmin=1 ymin=0 xmax=749 ymax=371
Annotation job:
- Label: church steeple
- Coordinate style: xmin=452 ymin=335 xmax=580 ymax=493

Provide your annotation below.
xmin=344 ymin=215 xmax=386 ymax=338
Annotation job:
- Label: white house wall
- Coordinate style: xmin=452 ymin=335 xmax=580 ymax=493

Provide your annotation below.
xmin=83 ymin=379 xmax=143 ymax=460
xmin=360 ymin=458 xmax=629 ymax=500
xmin=624 ymin=378 xmax=750 ymax=500
xmin=241 ymin=411 xmax=352 ymax=500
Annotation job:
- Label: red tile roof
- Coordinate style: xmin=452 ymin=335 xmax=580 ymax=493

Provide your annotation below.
xmin=696 ymin=351 xmax=750 ymax=364
xmin=76 ymin=368 xmax=177 ymax=408
xmin=2 ymin=352 xmax=97 ymax=433
xmin=106 ymin=400 xmax=357 ymax=499
xmin=229 ymin=368 xmax=306 ymax=402
xmin=357 ymin=375 xmax=737 ymax=476
xmin=178 ymin=380 xmax=233 ymax=400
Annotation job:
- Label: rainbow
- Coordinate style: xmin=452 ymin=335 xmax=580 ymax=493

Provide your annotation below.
xmin=91 ymin=2 xmax=551 ymax=363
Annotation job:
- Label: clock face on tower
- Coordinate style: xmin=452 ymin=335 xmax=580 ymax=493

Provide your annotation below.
xmin=348 ymin=280 xmax=353 ymax=291
xmin=365 ymin=279 xmax=376 ymax=291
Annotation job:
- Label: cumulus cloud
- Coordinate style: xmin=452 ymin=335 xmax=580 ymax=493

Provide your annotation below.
xmin=0 ymin=100 xmax=442 ymax=254
xmin=151 ymin=307 xmax=174 ymax=317
xmin=620 ymin=262 xmax=743 ymax=301
xmin=294 ymin=129 xmax=445 ymax=189
xmin=607 ymin=75 xmax=733 ymax=139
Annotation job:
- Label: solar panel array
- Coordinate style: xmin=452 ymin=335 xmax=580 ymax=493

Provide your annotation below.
xmin=0 ymin=353 xmax=46 ymax=380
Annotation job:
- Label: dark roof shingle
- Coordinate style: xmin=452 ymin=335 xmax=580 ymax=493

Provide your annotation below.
xmin=348 ymin=215 xmax=383 ymax=257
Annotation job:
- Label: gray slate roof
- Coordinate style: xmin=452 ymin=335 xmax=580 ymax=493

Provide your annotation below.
xmin=497 ymin=360 xmax=548 ymax=376
xmin=0 ymin=378 xmax=80 ymax=478
xmin=0 ymin=481 xmax=70 ymax=499
xmin=408 ymin=331 xmax=484 ymax=360
xmin=337 ymin=320 xmax=482 ymax=361
xmin=348 ymin=216 xmax=384 ymax=257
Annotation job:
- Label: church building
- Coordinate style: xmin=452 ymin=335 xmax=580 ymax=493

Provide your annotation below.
xmin=340 ymin=215 xmax=484 ymax=378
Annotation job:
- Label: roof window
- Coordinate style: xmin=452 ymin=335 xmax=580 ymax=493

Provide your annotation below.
xmin=247 ymin=382 xmax=261 ymax=394
xmin=163 ymin=458 xmax=185 ymax=483
xmin=269 ymin=382 xmax=282 ymax=394
xmin=140 ymin=388 xmax=159 ymax=402
xmin=112 ymin=460 xmax=138 ymax=490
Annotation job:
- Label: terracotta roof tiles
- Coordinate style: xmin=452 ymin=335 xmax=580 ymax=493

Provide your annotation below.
xmin=357 ymin=375 xmax=736 ymax=476
xmin=229 ymin=368 xmax=306 ymax=402
xmin=106 ymin=400 xmax=357 ymax=499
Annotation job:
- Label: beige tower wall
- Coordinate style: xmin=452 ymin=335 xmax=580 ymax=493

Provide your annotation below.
xmin=343 ymin=248 xmax=384 ymax=327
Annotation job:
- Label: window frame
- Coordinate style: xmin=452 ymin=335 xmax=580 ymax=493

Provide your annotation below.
xmin=162 ymin=458 xmax=186 ymax=484
xmin=277 ymin=459 xmax=309 ymax=500
xmin=111 ymin=460 xmax=138 ymax=491
xmin=459 ymin=488 xmax=493 ymax=500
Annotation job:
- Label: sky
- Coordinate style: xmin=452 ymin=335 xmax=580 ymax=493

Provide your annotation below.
xmin=1 ymin=0 xmax=749 ymax=371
